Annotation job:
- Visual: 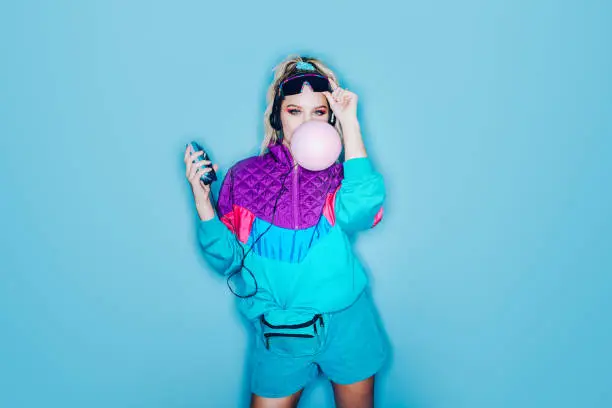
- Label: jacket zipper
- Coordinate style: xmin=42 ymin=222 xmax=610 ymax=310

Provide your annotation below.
xmin=293 ymin=165 xmax=299 ymax=229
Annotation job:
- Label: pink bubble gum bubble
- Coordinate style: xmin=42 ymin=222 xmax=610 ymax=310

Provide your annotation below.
xmin=290 ymin=121 xmax=342 ymax=171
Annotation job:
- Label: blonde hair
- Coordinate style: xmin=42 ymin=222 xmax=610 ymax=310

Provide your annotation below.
xmin=260 ymin=54 xmax=341 ymax=154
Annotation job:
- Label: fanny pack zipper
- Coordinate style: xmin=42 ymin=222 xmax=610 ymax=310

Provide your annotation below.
xmin=261 ymin=313 xmax=323 ymax=329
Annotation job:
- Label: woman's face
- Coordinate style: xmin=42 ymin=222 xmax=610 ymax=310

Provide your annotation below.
xmin=280 ymin=84 xmax=331 ymax=144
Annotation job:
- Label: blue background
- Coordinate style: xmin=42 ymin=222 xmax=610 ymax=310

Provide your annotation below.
xmin=1 ymin=1 xmax=610 ymax=407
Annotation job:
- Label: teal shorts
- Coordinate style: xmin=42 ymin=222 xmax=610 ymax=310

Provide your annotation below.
xmin=249 ymin=290 xmax=389 ymax=398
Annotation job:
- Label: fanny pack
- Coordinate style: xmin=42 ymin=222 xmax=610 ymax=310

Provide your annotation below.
xmin=259 ymin=311 xmax=327 ymax=357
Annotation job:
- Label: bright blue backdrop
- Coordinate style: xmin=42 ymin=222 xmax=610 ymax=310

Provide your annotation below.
xmin=1 ymin=1 xmax=610 ymax=407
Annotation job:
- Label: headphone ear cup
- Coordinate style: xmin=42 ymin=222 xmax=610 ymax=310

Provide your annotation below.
xmin=270 ymin=94 xmax=282 ymax=131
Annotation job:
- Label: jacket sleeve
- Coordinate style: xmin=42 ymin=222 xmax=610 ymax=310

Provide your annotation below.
xmin=333 ymin=157 xmax=385 ymax=233
xmin=197 ymin=169 xmax=244 ymax=276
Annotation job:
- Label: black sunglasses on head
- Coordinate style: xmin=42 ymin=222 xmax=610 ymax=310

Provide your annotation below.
xmin=279 ymin=74 xmax=331 ymax=97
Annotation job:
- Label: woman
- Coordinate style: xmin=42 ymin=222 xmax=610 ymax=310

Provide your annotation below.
xmin=184 ymin=55 xmax=388 ymax=408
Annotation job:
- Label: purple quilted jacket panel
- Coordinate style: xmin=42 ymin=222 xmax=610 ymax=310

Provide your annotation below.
xmin=217 ymin=143 xmax=343 ymax=229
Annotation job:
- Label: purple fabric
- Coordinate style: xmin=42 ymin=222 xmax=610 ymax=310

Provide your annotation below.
xmin=217 ymin=142 xmax=343 ymax=230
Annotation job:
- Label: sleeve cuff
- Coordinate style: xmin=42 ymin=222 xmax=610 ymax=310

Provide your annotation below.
xmin=343 ymin=157 xmax=374 ymax=179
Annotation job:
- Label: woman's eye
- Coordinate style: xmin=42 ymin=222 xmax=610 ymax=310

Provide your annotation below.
xmin=288 ymin=109 xmax=300 ymax=115
xmin=315 ymin=110 xmax=326 ymax=116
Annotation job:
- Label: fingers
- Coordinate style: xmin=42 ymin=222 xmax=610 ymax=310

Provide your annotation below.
xmin=332 ymin=87 xmax=343 ymax=101
xmin=327 ymin=79 xmax=355 ymax=103
xmin=329 ymin=79 xmax=347 ymax=105
xmin=323 ymin=91 xmax=334 ymax=106
xmin=184 ymin=145 xmax=219 ymax=191
xmin=325 ymin=89 xmax=345 ymax=106
xmin=185 ymin=154 xmax=212 ymax=180
xmin=184 ymin=150 xmax=205 ymax=175
xmin=342 ymin=92 xmax=351 ymax=105
xmin=189 ymin=160 xmax=212 ymax=177
xmin=185 ymin=148 xmax=204 ymax=163
xmin=188 ymin=163 xmax=214 ymax=184
xmin=184 ymin=144 xmax=197 ymax=161
xmin=188 ymin=162 xmax=199 ymax=181
xmin=331 ymin=85 xmax=351 ymax=110
xmin=329 ymin=78 xmax=339 ymax=91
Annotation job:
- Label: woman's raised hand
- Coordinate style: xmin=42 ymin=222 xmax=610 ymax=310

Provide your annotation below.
xmin=184 ymin=144 xmax=218 ymax=195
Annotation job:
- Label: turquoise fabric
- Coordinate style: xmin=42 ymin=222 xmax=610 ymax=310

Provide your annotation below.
xmin=246 ymin=216 xmax=333 ymax=263
xmin=250 ymin=290 xmax=389 ymax=398
xmin=197 ymin=156 xmax=385 ymax=322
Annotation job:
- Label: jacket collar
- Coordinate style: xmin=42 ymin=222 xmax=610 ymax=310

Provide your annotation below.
xmin=267 ymin=141 xmax=294 ymax=167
